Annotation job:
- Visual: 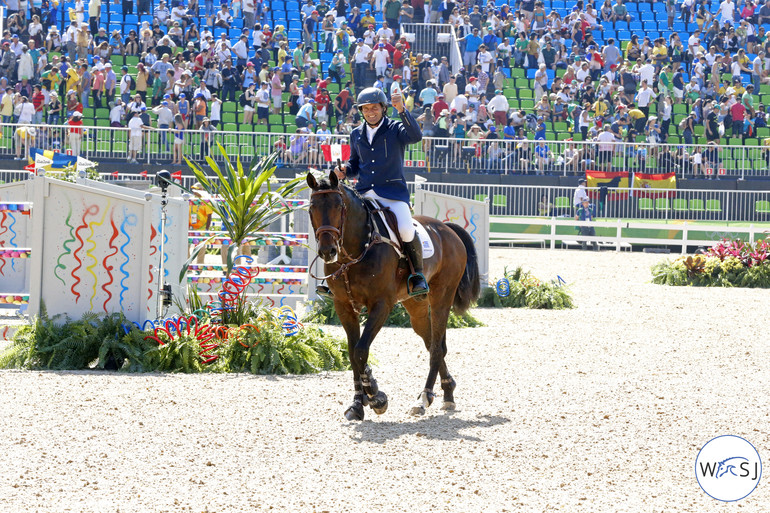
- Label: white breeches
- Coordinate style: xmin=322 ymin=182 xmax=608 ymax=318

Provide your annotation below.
xmin=362 ymin=189 xmax=415 ymax=242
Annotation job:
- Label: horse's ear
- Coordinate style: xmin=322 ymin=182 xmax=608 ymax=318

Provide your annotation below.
xmin=329 ymin=170 xmax=339 ymax=189
xmin=307 ymin=172 xmax=319 ymax=190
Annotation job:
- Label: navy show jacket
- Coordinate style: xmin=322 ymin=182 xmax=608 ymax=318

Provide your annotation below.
xmin=346 ymin=109 xmax=422 ymax=204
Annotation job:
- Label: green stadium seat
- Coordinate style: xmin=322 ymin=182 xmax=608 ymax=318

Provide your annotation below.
xmin=689 ymin=199 xmax=705 ymax=212
xmin=756 ymin=200 xmax=770 ymax=214
xmin=705 ymin=199 xmax=722 ymax=213
xmin=554 ymin=196 xmax=571 ymax=210
xmin=672 ymin=198 xmax=688 ymax=213
xmin=655 ymin=198 xmax=669 ymax=211
xmin=492 ymin=194 xmax=507 ymax=208
xmin=520 ymin=99 xmax=535 ymax=109
xmin=474 ymin=194 xmax=488 ymax=203
xmin=638 ymin=198 xmax=654 ymax=211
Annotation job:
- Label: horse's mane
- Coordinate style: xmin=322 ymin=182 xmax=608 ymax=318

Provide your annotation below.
xmin=316 ymin=178 xmax=367 ymax=206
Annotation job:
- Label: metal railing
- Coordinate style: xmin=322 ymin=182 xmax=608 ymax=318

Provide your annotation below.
xmin=2 ymin=122 xmax=770 ymax=179
xmin=415 ymin=184 xmax=770 ymax=223
xmin=400 ymin=23 xmax=462 ymax=75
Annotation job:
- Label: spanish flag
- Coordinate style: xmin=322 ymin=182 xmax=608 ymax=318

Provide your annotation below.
xmin=586 ymin=170 xmax=630 ymax=200
xmin=632 ymin=172 xmax=677 ymax=198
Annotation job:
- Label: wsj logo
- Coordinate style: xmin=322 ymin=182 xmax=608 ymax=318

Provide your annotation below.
xmin=699 ymin=457 xmax=760 ymax=480
xmin=695 ymin=435 xmax=762 ymax=502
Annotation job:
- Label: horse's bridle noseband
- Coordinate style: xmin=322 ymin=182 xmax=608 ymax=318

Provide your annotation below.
xmin=310 ymin=188 xmax=348 ymax=249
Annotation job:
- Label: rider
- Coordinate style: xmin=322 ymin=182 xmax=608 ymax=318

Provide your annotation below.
xmin=335 ymin=87 xmax=429 ymax=298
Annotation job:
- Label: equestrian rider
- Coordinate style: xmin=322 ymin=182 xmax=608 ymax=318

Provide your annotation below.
xmin=335 ymin=87 xmax=429 ymax=298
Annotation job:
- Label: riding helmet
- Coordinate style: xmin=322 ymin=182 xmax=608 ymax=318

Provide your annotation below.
xmin=356 ymin=87 xmax=388 ymax=111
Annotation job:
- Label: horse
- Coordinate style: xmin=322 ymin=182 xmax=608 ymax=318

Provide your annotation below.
xmin=307 ymin=171 xmax=481 ymax=421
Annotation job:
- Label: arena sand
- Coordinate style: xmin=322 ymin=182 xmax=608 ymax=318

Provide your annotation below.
xmin=1 ymin=248 xmax=768 ymax=512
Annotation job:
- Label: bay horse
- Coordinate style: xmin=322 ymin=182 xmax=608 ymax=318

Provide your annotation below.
xmin=307 ymin=171 xmax=481 ymax=421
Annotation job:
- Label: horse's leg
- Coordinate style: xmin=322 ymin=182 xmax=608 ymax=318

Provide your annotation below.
xmin=351 ymin=299 xmax=391 ymax=416
xmin=403 ymin=299 xmax=456 ymax=414
xmin=335 ymin=300 xmax=367 ymax=421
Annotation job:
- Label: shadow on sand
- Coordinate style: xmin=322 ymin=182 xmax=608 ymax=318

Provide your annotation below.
xmin=350 ymin=412 xmax=510 ymax=443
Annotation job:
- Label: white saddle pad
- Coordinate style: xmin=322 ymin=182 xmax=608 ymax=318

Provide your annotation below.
xmin=414 ymin=220 xmax=435 ymax=259
xmin=376 ymin=212 xmax=434 ymax=260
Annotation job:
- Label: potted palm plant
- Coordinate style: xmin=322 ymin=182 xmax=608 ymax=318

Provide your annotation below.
xmin=180 ymin=144 xmax=305 ymax=280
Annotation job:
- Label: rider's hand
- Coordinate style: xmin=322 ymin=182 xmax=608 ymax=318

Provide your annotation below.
xmin=391 ymin=91 xmax=405 ymax=113
xmin=334 ymin=164 xmax=346 ymax=180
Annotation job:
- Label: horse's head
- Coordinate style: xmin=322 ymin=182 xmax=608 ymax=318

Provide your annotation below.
xmin=307 ymin=171 xmax=347 ymax=264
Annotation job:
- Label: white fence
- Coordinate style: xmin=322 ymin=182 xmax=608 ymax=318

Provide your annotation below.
xmin=490 ymin=217 xmax=770 ymax=254
xmin=4 ymin=123 xmax=769 ymax=179
xmin=416 ymin=183 xmax=770 ymax=223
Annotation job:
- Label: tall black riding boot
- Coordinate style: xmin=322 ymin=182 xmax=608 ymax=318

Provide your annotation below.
xmin=403 ymin=239 xmax=429 ymax=300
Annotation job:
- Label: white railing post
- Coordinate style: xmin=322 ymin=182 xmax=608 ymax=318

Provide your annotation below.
xmin=550 ymin=216 xmax=556 ymax=250
xmin=681 ymin=221 xmax=688 ymax=254
xmin=616 ymin=218 xmax=622 ymax=251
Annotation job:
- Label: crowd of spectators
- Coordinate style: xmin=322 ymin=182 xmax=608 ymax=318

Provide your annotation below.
xmin=2 ymin=0 xmax=770 ymax=172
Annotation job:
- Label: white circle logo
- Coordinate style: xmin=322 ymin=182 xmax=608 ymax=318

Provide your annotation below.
xmin=695 ymin=435 xmax=762 ymax=502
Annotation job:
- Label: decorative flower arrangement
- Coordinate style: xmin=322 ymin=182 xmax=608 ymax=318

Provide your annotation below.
xmin=651 ymin=237 xmax=770 ymax=288
xmin=476 ymin=266 xmax=574 ymax=309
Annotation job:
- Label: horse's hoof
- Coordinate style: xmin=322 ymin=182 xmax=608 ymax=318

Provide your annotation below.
xmin=441 ymin=401 xmax=456 ymax=411
xmin=344 ymin=402 xmax=365 ymax=421
xmin=369 ymin=391 xmax=388 ymax=415
xmin=409 ymin=405 xmax=426 ymax=416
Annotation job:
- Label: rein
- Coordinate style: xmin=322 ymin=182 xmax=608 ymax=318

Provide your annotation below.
xmin=309 ymin=186 xmax=380 ymax=304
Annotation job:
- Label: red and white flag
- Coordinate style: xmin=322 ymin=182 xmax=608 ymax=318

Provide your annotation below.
xmin=321 ymin=144 xmax=351 ymax=163
xmin=171 ymin=170 xmax=182 ymax=182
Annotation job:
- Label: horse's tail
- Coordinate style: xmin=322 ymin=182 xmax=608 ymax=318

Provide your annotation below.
xmin=446 ymin=223 xmax=481 ymax=315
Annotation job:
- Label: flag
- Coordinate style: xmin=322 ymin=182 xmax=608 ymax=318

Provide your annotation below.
xmin=28 ymin=148 xmax=77 ymax=170
xmin=34 ymin=152 xmax=53 ymax=171
xmin=139 ymin=170 xmax=148 ymax=178
xmin=632 ymin=172 xmax=677 ymax=198
xmin=321 ymin=144 xmax=351 ymax=163
xmin=76 ymin=156 xmax=97 ymax=171
xmin=171 ymin=170 xmax=182 ymax=182
xmin=111 ymin=171 xmax=119 ymax=179
xmin=586 ymin=170 xmax=630 ymax=200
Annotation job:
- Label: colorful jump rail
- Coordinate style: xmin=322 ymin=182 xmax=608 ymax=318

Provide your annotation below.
xmin=187 ymin=264 xmax=308 ymax=274
xmin=0 ymin=248 xmax=31 ymax=258
xmin=188 ymin=276 xmax=304 ymax=286
xmin=190 ymin=198 xmax=308 ymax=208
xmin=188 ymin=232 xmax=308 ymax=247
xmin=193 ymin=291 xmax=304 ymax=308
xmin=0 ymin=203 xmax=32 ymax=214
xmin=0 ymin=294 xmax=30 ymax=305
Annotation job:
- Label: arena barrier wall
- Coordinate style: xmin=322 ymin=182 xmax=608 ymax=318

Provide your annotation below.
xmin=0 ymin=175 xmax=188 ymax=324
xmin=413 ymin=186 xmax=490 ymax=286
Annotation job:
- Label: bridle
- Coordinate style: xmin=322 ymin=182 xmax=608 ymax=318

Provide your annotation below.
xmin=311 ymin=188 xmax=349 ymax=253
xmin=309 ymin=185 xmax=378 ymax=305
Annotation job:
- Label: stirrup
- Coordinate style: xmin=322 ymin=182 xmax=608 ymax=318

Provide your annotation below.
xmin=407 ymin=273 xmax=429 ymax=297
xmin=316 ymin=285 xmax=333 ymax=299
